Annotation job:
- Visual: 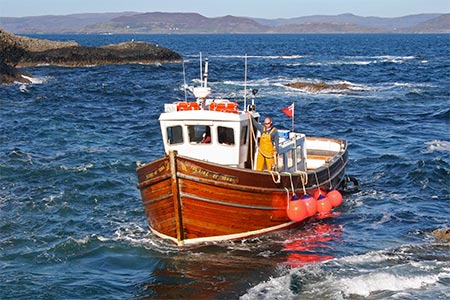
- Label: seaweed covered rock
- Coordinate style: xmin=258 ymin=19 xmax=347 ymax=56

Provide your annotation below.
xmin=285 ymin=81 xmax=350 ymax=93
xmin=431 ymin=228 xmax=450 ymax=243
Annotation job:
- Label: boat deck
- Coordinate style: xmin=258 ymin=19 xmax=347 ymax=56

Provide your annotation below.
xmin=306 ymin=155 xmax=333 ymax=170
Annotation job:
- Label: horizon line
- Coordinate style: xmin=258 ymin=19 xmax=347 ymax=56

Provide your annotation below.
xmin=1 ymin=11 xmax=448 ymax=19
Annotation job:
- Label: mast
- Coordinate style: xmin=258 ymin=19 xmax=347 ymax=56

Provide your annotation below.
xmin=244 ymin=54 xmax=247 ymax=111
xmin=192 ymin=53 xmax=211 ymax=105
xmin=199 ymin=52 xmax=203 ymax=87
xmin=204 ymin=58 xmax=209 ymax=88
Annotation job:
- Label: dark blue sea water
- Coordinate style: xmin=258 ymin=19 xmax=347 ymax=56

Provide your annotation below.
xmin=1 ymin=34 xmax=449 ymax=299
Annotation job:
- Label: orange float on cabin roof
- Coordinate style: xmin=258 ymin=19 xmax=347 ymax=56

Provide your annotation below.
xmin=209 ymin=101 xmax=239 ymax=113
xmin=175 ymin=102 xmax=199 ymax=111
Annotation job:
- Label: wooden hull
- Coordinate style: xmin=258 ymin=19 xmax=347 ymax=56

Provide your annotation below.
xmin=136 ymin=137 xmax=348 ymax=246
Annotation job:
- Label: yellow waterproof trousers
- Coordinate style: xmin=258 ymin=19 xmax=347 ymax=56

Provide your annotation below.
xmin=256 ymin=128 xmax=275 ymax=171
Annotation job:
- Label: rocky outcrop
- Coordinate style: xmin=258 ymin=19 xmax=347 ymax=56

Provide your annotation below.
xmin=285 ymin=81 xmax=351 ymax=93
xmin=0 ymin=29 xmax=182 ymax=84
xmin=0 ymin=31 xmax=29 ymax=83
xmin=18 ymin=41 xmax=182 ymax=67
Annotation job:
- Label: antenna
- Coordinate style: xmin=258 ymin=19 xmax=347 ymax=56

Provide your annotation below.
xmin=244 ymin=54 xmax=247 ymax=111
xmin=182 ymin=59 xmax=187 ymax=102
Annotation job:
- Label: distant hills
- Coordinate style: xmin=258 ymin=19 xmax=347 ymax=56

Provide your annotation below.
xmin=1 ymin=12 xmax=449 ymax=34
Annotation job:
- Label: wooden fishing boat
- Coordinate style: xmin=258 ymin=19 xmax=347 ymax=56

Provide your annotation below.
xmin=136 ymin=57 xmax=354 ymax=246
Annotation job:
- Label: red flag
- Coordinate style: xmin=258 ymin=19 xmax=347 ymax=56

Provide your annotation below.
xmin=282 ymin=102 xmax=294 ymax=118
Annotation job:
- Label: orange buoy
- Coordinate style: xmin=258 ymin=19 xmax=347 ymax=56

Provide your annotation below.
xmin=327 ymin=190 xmax=343 ymax=207
xmin=316 ymin=194 xmax=332 ymax=214
xmin=287 ymin=196 xmax=307 ymax=222
xmin=301 ymin=194 xmax=317 ymax=217
xmin=314 ymin=189 xmax=327 ymax=200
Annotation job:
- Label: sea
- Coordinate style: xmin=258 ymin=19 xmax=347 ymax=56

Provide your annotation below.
xmin=1 ymin=33 xmax=449 ymax=299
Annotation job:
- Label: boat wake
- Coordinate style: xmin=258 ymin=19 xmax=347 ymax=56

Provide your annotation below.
xmin=241 ymin=242 xmax=450 ymax=299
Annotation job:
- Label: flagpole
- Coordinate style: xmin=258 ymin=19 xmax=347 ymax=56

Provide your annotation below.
xmin=291 ymin=103 xmax=295 ymax=132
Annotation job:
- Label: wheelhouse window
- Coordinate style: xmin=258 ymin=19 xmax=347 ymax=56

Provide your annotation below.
xmin=188 ymin=125 xmax=211 ymax=144
xmin=240 ymin=125 xmax=248 ymax=145
xmin=218 ymin=126 xmax=234 ymax=145
xmin=167 ymin=125 xmax=183 ymax=145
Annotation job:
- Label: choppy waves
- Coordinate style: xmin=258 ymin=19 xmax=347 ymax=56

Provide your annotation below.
xmin=242 ymin=243 xmax=450 ymax=299
xmin=1 ymin=33 xmax=449 ymax=299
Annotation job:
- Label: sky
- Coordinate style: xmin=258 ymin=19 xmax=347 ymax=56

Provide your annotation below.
xmin=0 ymin=0 xmax=449 ymax=18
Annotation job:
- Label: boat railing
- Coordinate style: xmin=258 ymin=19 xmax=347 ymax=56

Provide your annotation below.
xmin=276 ymin=131 xmax=307 ymax=172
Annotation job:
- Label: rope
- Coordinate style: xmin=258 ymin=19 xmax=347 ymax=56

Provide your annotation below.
xmin=284 ymin=187 xmax=290 ymax=209
xmin=314 ymin=171 xmax=320 ymax=189
xmin=327 ymin=165 xmax=332 ymax=189
xmin=268 ymin=170 xmax=281 ymax=184
xmin=297 ymin=171 xmax=308 ymax=194
xmin=285 ymin=172 xmax=295 ymax=196
xmin=297 ymin=171 xmax=308 ymax=186
xmin=279 ymin=171 xmax=296 ymax=195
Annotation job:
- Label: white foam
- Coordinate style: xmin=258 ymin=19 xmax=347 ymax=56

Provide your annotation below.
xmin=110 ymin=222 xmax=180 ymax=253
xmin=392 ymin=82 xmax=434 ymax=88
xmin=339 ymin=272 xmax=439 ymax=297
xmin=9 ymin=149 xmax=34 ymax=164
xmin=19 ymin=84 xmax=29 ymax=93
xmin=60 ymin=163 xmax=94 ymax=172
xmin=21 ymin=75 xmax=47 ymax=84
xmin=375 ymin=55 xmax=416 ymax=62
xmin=208 ymin=54 xmax=305 ymax=60
xmin=240 ymin=275 xmax=295 ymax=300
xmin=72 ymin=235 xmax=93 ymax=245
xmin=424 ymin=140 xmax=450 ymax=152
xmin=297 ymin=55 xmax=417 ymax=68
xmin=300 ymin=60 xmax=374 ymax=66
xmin=42 ymin=191 xmax=64 ymax=203
xmin=339 ymin=249 xmax=396 ymax=264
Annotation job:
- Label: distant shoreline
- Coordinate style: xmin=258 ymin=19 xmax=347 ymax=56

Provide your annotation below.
xmin=1 ymin=12 xmax=449 ymax=34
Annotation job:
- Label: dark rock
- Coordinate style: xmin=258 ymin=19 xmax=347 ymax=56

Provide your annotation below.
xmin=18 ymin=41 xmax=182 ymax=67
xmin=0 ymin=29 xmax=78 ymax=65
xmin=0 ymin=29 xmax=182 ymax=84
xmin=0 ymin=59 xmax=32 ymax=84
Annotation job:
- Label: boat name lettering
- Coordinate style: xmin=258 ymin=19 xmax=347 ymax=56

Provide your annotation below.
xmin=145 ymin=162 xmax=169 ymax=180
xmin=182 ymin=162 xmax=239 ymax=184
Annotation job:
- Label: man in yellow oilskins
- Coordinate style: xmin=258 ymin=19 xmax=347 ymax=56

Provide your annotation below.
xmin=251 ymin=116 xmax=279 ymax=171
